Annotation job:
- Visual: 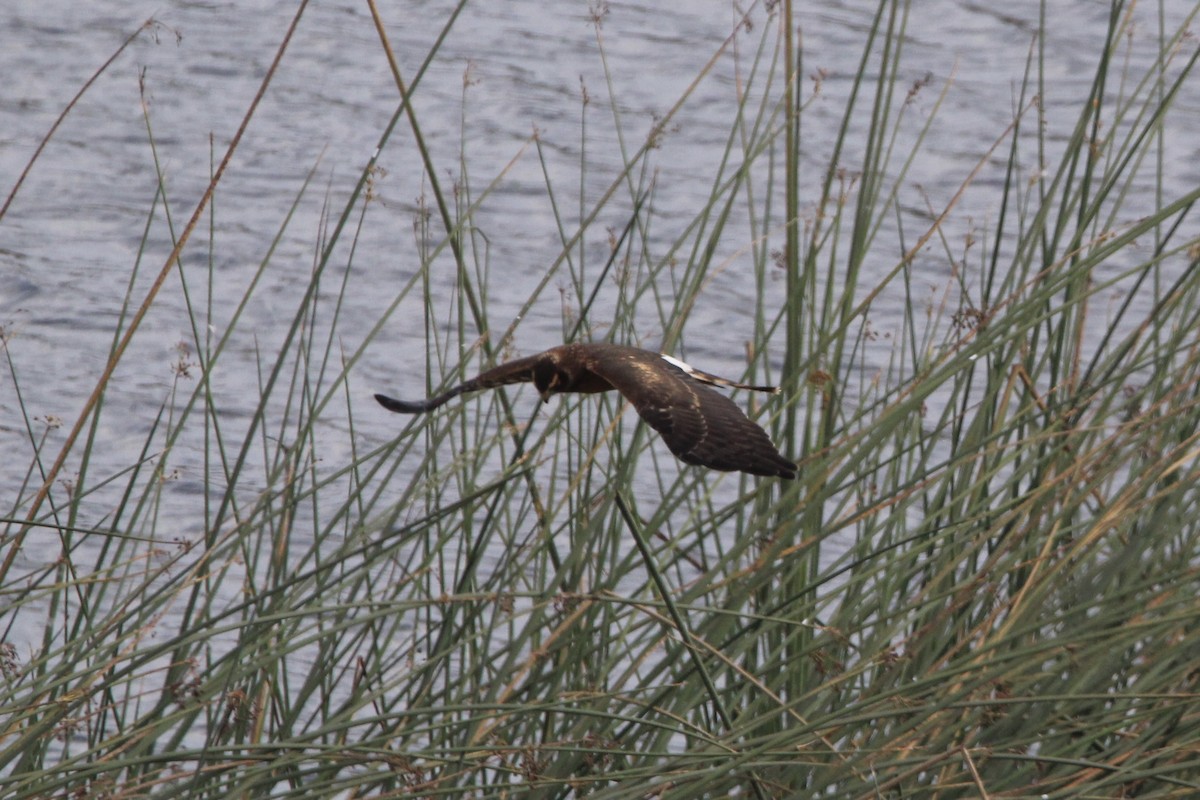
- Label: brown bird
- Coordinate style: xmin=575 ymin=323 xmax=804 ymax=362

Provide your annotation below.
xmin=375 ymin=342 xmax=796 ymax=479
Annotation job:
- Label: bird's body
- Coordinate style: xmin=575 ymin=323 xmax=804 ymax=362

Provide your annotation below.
xmin=376 ymin=342 xmax=796 ymax=479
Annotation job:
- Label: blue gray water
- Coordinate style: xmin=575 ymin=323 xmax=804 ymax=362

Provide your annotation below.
xmin=3 ymin=1 xmax=1198 ymax=566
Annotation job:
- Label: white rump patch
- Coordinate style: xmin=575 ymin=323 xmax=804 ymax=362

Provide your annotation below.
xmin=660 ymin=354 xmax=695 ymax=374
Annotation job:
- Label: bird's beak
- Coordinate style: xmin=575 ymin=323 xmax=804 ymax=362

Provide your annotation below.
xmin=539 ymin=389 xmax=551 ymax=404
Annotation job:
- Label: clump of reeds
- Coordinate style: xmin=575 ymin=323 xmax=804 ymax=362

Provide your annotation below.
xmin=4 ymin=2 xmax=1200 ymax=798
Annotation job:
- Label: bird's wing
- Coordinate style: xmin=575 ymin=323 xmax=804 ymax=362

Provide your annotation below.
xmin=583 ymin=351 xmax=796 ymax=478
xmin=375 ymin=352 xmax=547 ymax=413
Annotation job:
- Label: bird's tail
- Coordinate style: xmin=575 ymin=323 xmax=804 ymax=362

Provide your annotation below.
xmin=660 ymin=354 xmax=780 ymax=394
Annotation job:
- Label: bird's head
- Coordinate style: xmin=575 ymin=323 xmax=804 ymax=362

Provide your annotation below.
xmin=533 ymin=362 xmax=567 ymax=403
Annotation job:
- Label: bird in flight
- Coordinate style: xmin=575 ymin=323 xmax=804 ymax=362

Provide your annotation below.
xmin=375 ymin=342 xmax=796 ymax=479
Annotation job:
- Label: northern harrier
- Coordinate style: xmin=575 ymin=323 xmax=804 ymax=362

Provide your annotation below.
xmin=375 ymin=342 xmax=796 ymax=479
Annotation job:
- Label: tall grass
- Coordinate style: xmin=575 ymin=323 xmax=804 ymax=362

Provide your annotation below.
xmin=4 ymin=1 xmax=1200 ymax=797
